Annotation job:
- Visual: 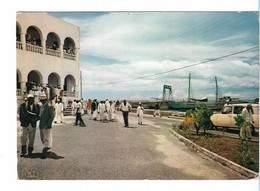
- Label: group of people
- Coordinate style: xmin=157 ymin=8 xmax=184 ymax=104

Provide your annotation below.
xmin=90 ymin=99 xmax=117 ymax=123
xmin=19 ymin=93 xmax=55 ymax=159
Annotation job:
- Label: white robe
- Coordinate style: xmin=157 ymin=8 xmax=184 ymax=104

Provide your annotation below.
xmin=54 ymin=102 xmax=63 ymax=123
xmin=137 ymin=106 xmax=144 ymax=124
xmin=98 ymin=103 xmax=105 ymax=120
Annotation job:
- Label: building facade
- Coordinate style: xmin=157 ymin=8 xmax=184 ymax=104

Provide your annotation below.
xmin=16 ymin=12 xmax=80 ymax=105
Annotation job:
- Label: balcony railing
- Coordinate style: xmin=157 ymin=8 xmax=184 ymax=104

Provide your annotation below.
xmin=64 ymin=53 xmax=76 ymax=61
xmin=46 ymin=48 xmax=61 ymax=57
xmin=26 ymin=43 xmax=43 ymax=54
xmin=17 ymin=42 xmax=76 ymax=60
xmin=17 ymin=89 xmax=22 ymax=96
xmin=16 ymin=41 xmax=23 ymax=50
xmin=64 ymin=91 xmax=75 ymax=97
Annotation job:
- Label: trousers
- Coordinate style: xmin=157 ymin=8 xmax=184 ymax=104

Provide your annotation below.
xmin=122 ymin=111 xmax=129 ymax=127
xmin=20 ymin=124 xmax=36 ymax=147
xmin=40 ymin=128 xmax=53 ymax=148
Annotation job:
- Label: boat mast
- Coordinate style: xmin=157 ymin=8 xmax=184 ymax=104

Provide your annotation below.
xmin=215 ymin=76 xmax=218 ymax=102
xmin=188 ymin=73 xmax=191 ymax=102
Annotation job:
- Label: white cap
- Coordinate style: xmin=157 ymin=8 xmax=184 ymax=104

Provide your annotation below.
xmin=27 ymin=94 xmax=34 ymax=98
xmin=39 ymin=93 xmax=47 ymax=100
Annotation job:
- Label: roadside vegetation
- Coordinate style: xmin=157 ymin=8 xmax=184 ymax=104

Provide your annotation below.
xmin=172 ymin=104 xmax=259 ymax=172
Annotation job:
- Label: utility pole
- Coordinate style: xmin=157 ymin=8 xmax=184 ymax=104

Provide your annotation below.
xmin=80 ymin=71 xmax=82 ymax=99
xmin=215 ymin=76 xmax=218 ymax=102
xmin=188 ymin=73 xmax=191 ymax=102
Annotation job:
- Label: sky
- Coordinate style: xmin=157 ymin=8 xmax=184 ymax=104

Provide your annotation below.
xmin=48 ymin=12 xmax=259 ymax=101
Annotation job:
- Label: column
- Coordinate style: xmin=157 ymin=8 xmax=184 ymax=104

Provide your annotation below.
xmin=60 ymin=43 xmax=64 ymax=58
xmin=21 ymin=33 xmax=26 ymax=50
xmin=20 ymin=81 xmax=27 ymax=95
xmin=42 ymin=38 xmax=46 ymax=55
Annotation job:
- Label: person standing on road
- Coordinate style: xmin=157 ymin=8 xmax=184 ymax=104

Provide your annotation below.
xmin=105 ymin=99 xmax=110 ymax=121
xmin=153 ymin=101 xmax=161 ymax=117
xmin=87 ymin=99 xmax=92 ymax=116
xmin=119 ymin=99 xmax=132 ymax=128
xmin=137 ymin=102 xmax=145 ymax=125
xmin=109 ymin=101 xmax=116 ymax=122
xmin=19 ymin=94 xmax=40 ymax=157
xmin=241 ymin=104 xmax=255 ymax=138
xmin=98 ymin=100 xmax=106 ymax=122
xmin=54 ymin=98 xmax=63 ymax=124
xmin=74 ymin=99 xmax=86 ymax=127
xmin=92 ymin=99 xmax=98 ymax=120
xmin=39 ymin=94 xmax=55 ymax=159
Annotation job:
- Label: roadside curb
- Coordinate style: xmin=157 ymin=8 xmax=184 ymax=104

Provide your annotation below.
xmin=169 ymin=128 xmax=258 ymax=179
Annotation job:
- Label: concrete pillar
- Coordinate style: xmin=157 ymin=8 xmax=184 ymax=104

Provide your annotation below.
xmin=42 ymin=38 xmax=46 ymax=55
xmin=21 ymin=33 xmax=26 ymax=50
xmin=20 ymin=81 xmax=27 ymax=95
xmin=60 ymin=43 xmax=64 ymax=58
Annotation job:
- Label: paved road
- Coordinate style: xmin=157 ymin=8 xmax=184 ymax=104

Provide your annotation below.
xmin=17 ymin=112 xmax=247 ymax=180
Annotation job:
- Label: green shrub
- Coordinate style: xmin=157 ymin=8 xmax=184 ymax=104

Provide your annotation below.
xmin=194 ymin=104 xmax=213 ymax=135
xmin=233 ymin=140 xmax=258 ymax=172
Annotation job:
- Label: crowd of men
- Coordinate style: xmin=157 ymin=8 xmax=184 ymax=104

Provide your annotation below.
xmin=18 ymin=91 xmax=150 ymax=159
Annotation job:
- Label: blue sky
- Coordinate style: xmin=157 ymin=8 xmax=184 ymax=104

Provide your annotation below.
xmin=49 ymin=12 xmax=259 ymax=101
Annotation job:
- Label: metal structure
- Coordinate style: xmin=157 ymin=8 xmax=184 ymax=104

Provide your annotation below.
xmin=163 ymin=85 xmax=173 ymax=100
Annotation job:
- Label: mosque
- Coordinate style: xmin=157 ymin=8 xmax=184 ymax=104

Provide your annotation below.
xmin=16 ymin=12 xmax=80 ymax=106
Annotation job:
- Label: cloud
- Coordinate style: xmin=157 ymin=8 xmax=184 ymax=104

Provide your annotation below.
xmin=56 ymin=12 xmax=258 ymax=100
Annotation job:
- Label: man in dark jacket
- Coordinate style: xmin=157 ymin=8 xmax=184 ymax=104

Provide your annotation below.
xmin=19 ymin=94 xmax=40 ymax=157
xmin=39 ymin=94 xmax=55 ymax=159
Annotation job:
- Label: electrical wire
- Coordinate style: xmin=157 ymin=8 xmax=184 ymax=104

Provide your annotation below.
xmin=82 ymin=46 xmax=259 ymax=86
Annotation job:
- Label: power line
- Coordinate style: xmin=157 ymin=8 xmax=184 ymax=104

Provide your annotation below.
xmin=83 ymin=46 xmax=259 ymax=86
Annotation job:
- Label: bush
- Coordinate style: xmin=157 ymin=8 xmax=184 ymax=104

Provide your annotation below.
xmin=194 ymin=104 xmax=213 ymax=135
xmin=233 ymin=140 xmax=258 ymax=172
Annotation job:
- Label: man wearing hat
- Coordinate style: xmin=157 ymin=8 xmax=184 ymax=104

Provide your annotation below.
xmin=19 ymin=94 xmax=40 ymax=157
xmin=39 ymin=94 xmax=55 ymax=159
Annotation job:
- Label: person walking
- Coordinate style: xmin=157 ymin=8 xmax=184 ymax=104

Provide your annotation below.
xmin=74 ymin=99 xmax=86 ymax=127
xmin=39 ymin=94 xmax=55 ymax=159
xmin=153 ymin=101 xmax=161 ymax=117
xmin=137 ymin=102 xmax=145 ymax=125
xmin=104 ymin=99 xmax=110 ymax=121
xmin=92 ymin=99 xmax=98 ymax=120
xmin=109 ymin=101 xmax=116 ymax=122
xmin=54 ymin=98 xmax=63 ymax=123
xmin=87 ymin=99 xmax=92 ymax=116
xmin=98 ymin=100 xmax=106 ymax=122
xmin=19 ymin=94 xmax=40 ymax=157
xmin=119 ymin=99 xmax=132 ymax=128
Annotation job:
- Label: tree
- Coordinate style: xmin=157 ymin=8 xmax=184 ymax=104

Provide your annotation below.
xmin=194 ymin=104 xmax=213 ymax=135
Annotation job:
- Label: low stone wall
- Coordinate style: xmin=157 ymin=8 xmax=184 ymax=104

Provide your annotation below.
xmin=130 ymin=108 xmax=185 ymax=118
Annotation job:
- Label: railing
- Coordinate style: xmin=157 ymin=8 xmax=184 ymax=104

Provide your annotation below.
xmin=64 ymin=91 xmax=75 ymax=97
xmin=17 ymin=42 xmax=77 ymax=60
xmin=46 ymin=48 xmax=61 ymax=57
xmin=17 ymin=89 xmax=22 ymax=96
xmin=16 ymin=41 xmax=23 ymax=50
xmin=26 ymin=43 xmax=43 ymax=54
xmin=64 ymin=52 xmax=76 ymax=61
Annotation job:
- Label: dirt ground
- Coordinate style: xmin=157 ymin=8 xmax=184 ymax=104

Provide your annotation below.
xmin=174 ymin=130 xmax=259 ymax=172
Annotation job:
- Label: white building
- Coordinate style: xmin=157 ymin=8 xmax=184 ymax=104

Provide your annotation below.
xmin=16 ymin=12 xmax=80 ymax=106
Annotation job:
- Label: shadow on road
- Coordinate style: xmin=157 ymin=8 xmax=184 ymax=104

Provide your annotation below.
xmin=24 ymin=152 xmax=64 ymax=160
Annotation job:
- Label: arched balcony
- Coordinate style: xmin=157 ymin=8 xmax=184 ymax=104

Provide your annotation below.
xmin=16 ymin=24 xmax=77 ymax=61
xmin=64 ymin=74 xmax=76 ymax=97
xmin=26 ymin=26 xmax=43 ymax=54
xmin=16 ymin=24 xmax=22 ymax=50
xmin=46 ymin=32 xmax=61 ymax=57
xmin=63 ymin=37 xmax=76 ymax=60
